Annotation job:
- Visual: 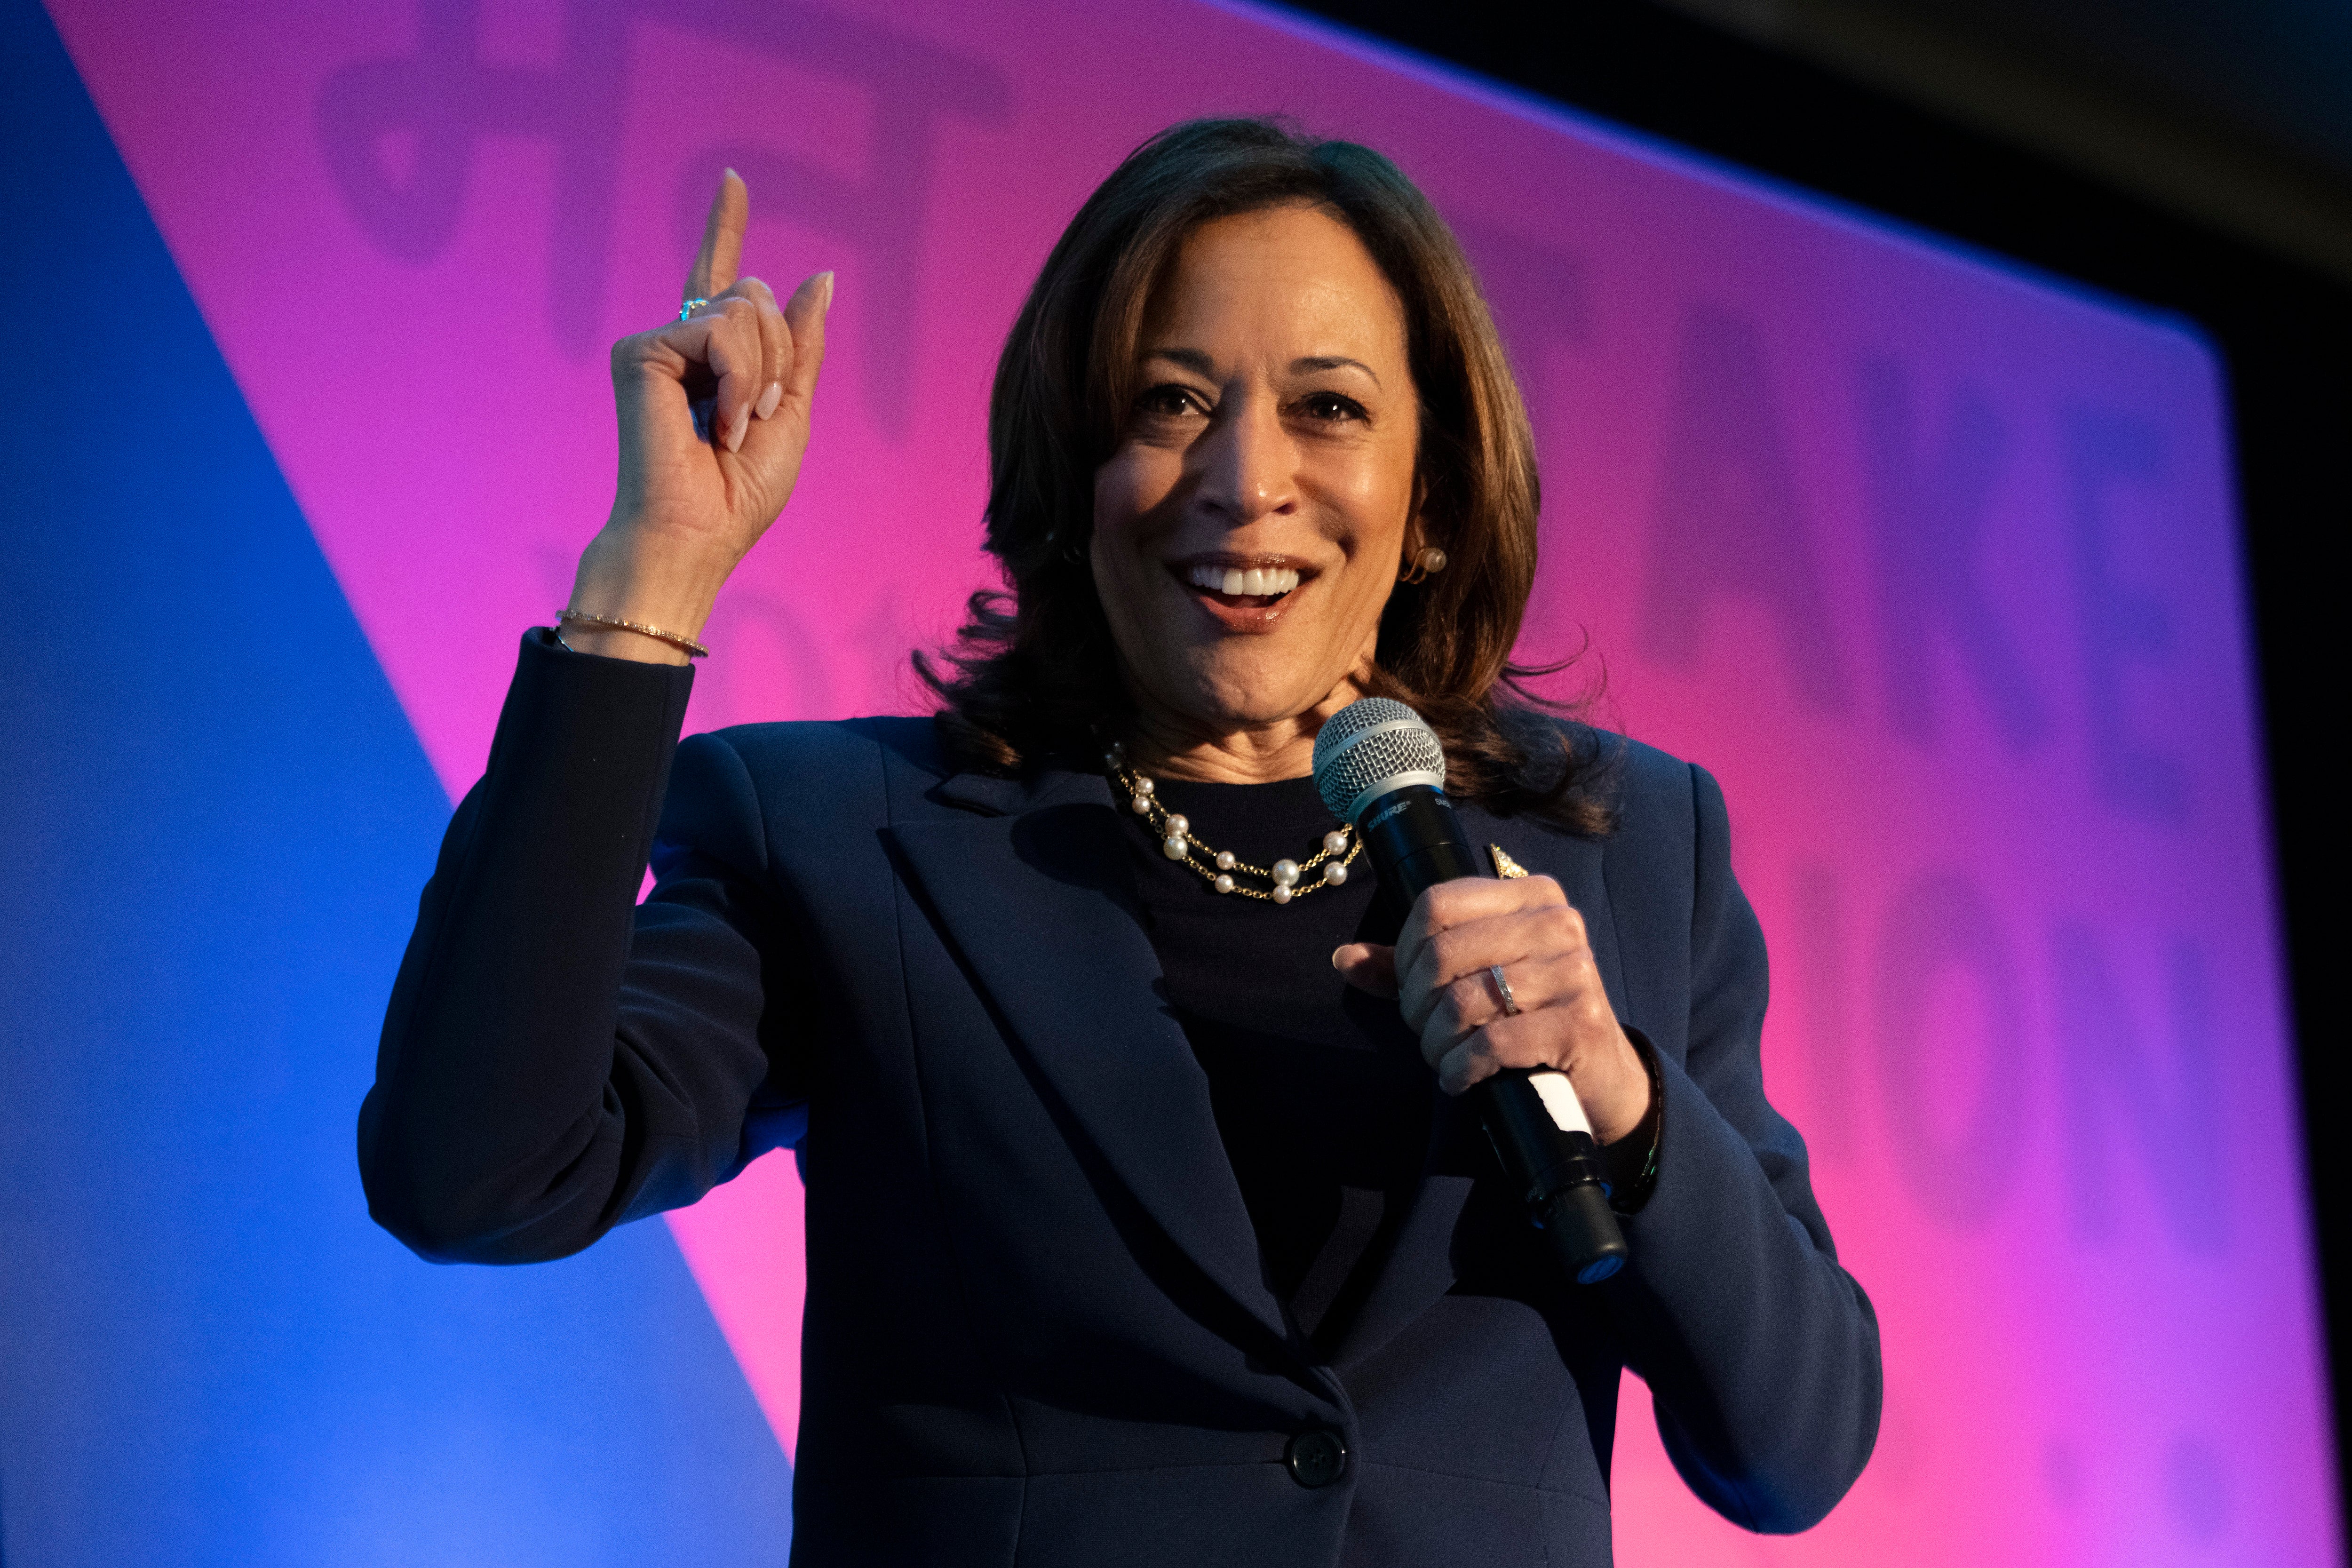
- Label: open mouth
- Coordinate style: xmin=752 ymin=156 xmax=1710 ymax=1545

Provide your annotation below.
xmin=1177 ymin=561 xmax=1303 ymax=610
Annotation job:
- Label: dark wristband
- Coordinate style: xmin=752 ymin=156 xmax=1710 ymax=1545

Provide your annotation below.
xmin=1604 ymin=1027 xmax=1665 ymax=1214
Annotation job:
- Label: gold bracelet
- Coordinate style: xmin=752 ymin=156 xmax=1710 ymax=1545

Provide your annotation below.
xmin=555 ymin=608 xmax=710 ymax=658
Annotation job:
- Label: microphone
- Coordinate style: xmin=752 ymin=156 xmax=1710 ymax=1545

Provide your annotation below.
xmin=1314 ymin=699 xmax=1628 ymax=1285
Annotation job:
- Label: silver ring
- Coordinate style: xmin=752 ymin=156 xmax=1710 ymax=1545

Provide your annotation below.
xmin=679 ymin=296 xmax=710 ymax=320
xmin=1489 ymin=963 xmax=1521 ymax=1017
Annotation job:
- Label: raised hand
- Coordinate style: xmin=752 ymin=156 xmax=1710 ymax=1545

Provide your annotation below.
xmin=565 ymin=169 xmax=833 ymax=663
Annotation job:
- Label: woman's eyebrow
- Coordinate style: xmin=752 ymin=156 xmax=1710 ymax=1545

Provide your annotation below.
xmin=1142 ymin=347 xmax=1216 ymax=375
xmin=1292 ymin=354 xmax=1382 ymax=388
xmin=1141 ymin=348 xmax=1384 ymax=389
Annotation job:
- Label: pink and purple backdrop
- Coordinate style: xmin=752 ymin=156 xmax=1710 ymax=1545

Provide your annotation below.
xmin=42 ymin=0 xmax=2332 ymax=1558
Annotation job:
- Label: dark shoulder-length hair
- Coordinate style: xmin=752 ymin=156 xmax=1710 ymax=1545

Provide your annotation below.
xmin=916 ymin=116 xmax=1611 ymax=832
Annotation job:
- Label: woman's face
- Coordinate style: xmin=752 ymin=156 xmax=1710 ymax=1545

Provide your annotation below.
xmin=1091 ymin=204 xmax=1419 ymax=744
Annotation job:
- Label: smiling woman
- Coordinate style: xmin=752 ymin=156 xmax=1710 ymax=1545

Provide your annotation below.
xmin=360 ymin=115 xmax=1881 ymax=1568
xmin=921 ymin=121 xmax=1589 ymax=825
xmin=1096 ymin=205 xmax=1422 ymax=764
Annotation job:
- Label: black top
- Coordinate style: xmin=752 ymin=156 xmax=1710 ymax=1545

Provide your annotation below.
xmin=1121 ymin=774 xmax=1656 ymax=1347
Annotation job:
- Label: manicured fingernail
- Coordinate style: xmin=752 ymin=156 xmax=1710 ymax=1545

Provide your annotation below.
xmin=819 ymin=270 xmax=836 ymax=310
xmin=726 ymin=403 xmax=750 ymax=452
xmin=1331 ymin=947 xmax=1347 ymax=970
xmin=756 ymin=381 xmax=782 ymax=420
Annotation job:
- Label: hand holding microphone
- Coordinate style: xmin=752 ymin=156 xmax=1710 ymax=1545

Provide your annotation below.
xmin=1317 ymin=700 xmax=1648 ymax=1283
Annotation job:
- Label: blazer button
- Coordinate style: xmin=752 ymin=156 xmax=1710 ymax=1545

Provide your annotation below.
xmin=1285 ymin=1429 xmax=1348 ymax=1488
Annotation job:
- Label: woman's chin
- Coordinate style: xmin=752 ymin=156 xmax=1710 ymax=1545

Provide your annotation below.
xmin=1146 ymin=658 xmax=1349 ymax=734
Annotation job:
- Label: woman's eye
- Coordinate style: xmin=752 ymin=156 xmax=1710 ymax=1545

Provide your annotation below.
xmin=1299 ymin=391 xmax=1369 ymax=422
xmin=1137 ymin=384 xmax=1205 ymax=418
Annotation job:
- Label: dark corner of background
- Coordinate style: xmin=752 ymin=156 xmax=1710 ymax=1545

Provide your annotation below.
xmin=1289 ymin=0 xmax=2350 ymax=1500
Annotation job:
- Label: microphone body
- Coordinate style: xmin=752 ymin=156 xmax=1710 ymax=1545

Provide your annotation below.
xmin=1320 ymin=705 xmax=1629 ymax=1286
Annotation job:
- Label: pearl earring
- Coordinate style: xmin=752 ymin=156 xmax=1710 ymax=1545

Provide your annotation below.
xmin=1398 ymin=544 xmax=1448 ymax=585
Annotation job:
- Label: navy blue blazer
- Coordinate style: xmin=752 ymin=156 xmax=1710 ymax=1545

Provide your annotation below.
xmin=361 ymin=632 xmax=1880 ymax=1566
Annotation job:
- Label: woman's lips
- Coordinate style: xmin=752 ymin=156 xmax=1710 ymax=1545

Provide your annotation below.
xmin=1185 ymin=562 xmax=1301 ymax=598
xmin=1167 ymin=559 xmax=1311 ymax=629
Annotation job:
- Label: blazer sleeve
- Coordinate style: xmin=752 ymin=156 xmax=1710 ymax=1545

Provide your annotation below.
xmin=1606 ymin=761 xmax=1883 ymax=1532
xmin=358 ymin=629 xmax=789 ymax=1264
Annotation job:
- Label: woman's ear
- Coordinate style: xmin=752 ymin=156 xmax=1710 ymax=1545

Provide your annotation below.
xmin=1398 ymin=514 xmax=1448 ymax=586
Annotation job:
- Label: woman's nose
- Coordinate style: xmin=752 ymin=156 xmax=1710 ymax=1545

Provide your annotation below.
xmin=1192 ymin=397 xmax=1298 ymax=525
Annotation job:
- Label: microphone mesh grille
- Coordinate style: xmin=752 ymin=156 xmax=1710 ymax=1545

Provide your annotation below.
xmin=1312 ymin=698 xmax=1447 ymax=823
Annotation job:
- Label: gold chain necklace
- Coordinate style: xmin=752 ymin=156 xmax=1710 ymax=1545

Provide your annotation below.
xmin=1103 ymin=741 xmax=1363 ymax=904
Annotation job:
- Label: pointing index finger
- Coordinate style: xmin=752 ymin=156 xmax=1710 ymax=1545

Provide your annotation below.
xmin=685 ymin=168 xmax=748 ymax=303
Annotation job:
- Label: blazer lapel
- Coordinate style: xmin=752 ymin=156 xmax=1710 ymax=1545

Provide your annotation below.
xmin=885 ymin=769 xmax=1288 ymax=1347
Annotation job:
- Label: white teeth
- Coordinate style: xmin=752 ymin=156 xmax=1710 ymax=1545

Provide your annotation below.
xmin=1187 ymin=564 xmax=1302 ymax=598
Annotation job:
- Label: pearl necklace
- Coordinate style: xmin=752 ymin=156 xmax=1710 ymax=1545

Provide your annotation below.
xmin=1104 ymin=741 xmax=1363 ymax=904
